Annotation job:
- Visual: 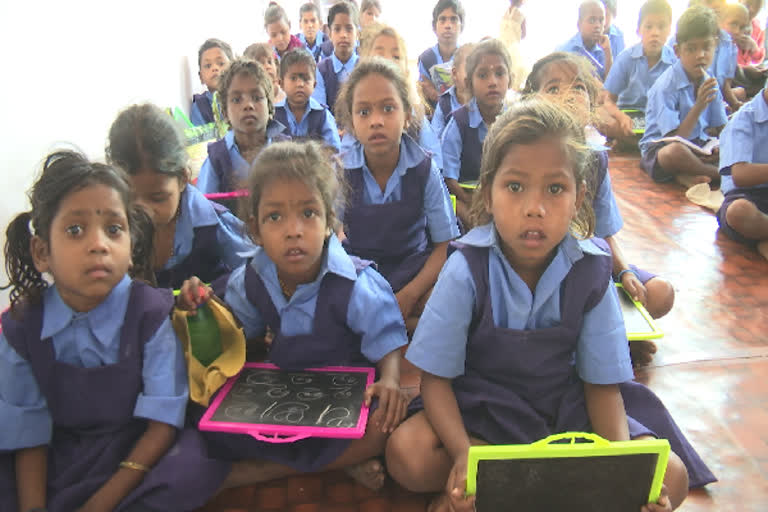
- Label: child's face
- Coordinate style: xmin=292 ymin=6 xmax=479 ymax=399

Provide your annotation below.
xmin=257 ymin=56 xmax=279 ymax=87
xmin=31 ymin=184 xmax=132 ymax=313
xmin=351 ymin=73 xmax=409 ymax=161
xmin=435 ymin=8 xmax=461 ymax=48
xmin=282 ymin=62 xmax=316 ymax=108
xmin=578 ymin=3 xmax=606 ymax=47
xmin=300 ymin=11 xmax=320 ymax=41
xmin=675 ymin=36 xmax=717 ymax=82
xmin=702 ymin=0 xmax=725 ymax=16
xmin=741 ymin=0 xmax=761 ymax=21
xmin=361 ymin=6 xmax=381 ymax=27
xmin=471 ymin=54 xmax=510 ymax=110
xmin=638 ymin=13 xmax=672 ymax=57
xmin=267 ymin=20 xmax=292 ymax=53
xmin=330 ymin=13 xmax=357 ymax=61
xmin=452 ymin=58 xmax=469 ymax=95
xmin=485 ymin=138 xmax=584 ymax=277
xmin=536 ymin=61 xmax=591 ymax=125
xmin=370 ymin=34 xmax=405 ymax=74
xmin=199 ymin=47 xmax=230 ymax=92
xmin=721 ymin=9 xmax=750 ymax=40
xmin=252 ymin=178 xmax=329 ymax=287
xmin=226 ymin=73 xmax=270 ymax=136
xmin=130 ymin=169 xmax=185 ymax=229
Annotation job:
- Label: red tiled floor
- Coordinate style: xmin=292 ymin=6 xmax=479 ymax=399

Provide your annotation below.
xmin=198 ymin=151 xmax=768 ymax=512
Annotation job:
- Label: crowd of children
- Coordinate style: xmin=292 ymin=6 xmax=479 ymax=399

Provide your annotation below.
xmin=7 ymin=0 xmax=768 ymax=509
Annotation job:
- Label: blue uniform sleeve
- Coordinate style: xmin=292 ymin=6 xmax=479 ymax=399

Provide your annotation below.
xmin=312 ymin=67 xmax=327 ymax=106
xmin=0 ymin=332 xmax=52 ymax=449
xmin=424 ymin=159 xmax=460 ymax=243
xmin=707 ymin=92 xmax=729 ymax=130
xmin=604 ymin=50 xmax=630 ymax=97
xmin=441 ymin=117 xmax=463 ymax=181
xmin=431 ymin=102 xmax=448 ymax=138
xmin=419 ymin=119 xmax=443 ymax=170
xmin=649 ymin=86 xmax=682 ymax=139
xmin=223 ymin=264 xmax=266 ymax=340
xmin=134 ymin=318 xmax=188 ymax=428
xmin=190 ymin=101 xmax=206 ymax=126
xmin=576 ymin=282 xmax=634 ymax=384
xmin=196 ymin=157 xmax=220 ymax=195
xmin=719 ymin=110 xmax=754 ymax=169
xmin=215 ymin=210 xmax=255 ymax=269
xmin=406 ymin=251 xmax=476 ymax=378
xmin=346 ymin=267 xmax=408 ymax=363
xmin=322 ymin=110 xmax=342 ymax=151
xmin=592 ymin=171 xmax=624 ymax=239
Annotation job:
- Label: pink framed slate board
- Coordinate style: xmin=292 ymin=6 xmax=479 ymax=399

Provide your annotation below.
xmin=198 ymin=362 xmax=375 ymax=443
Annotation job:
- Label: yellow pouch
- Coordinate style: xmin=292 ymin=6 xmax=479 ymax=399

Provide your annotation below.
xmin=172 ymin=298 xmax=246 ymax=406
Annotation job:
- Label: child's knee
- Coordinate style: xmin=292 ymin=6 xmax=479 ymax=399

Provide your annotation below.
xmin=644 ymin=278 xmax=675 ymax=319
xmin=725 ymin=198 xmax=759 ymax=231
xmin=385 ymin=422 xmax=431 ymax=483
xmin=664 ymin=452 xmax=690 ymax=509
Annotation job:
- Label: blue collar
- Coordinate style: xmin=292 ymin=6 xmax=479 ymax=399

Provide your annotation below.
xmin=41 ymin=275 xmax=132 ymax=345
xmin=342 ymin=133 xmax=427 ymax=172
xmin=331 ymin=51 xmax=359 ymax=73
xmin=753 ymin=90 xmax=768 ymax=123
xmin=467 ymin=97 xmax=484 ymax=129
xmin=432 ymin=44 xmax=455 ymax=64
xmin=247 ymin=232 xmax=357 ymax=283
xmin=180 ymin=185 xmax=220 ymax=228
xmin=276 ymin=96 xmax=325 ymax=114
xmin=225 ymin=119 xmax=288 ymax=150
xmin=298 ymin=31 xmax=324 ymax=48
xmin=671 ymin=60 xmax=694 ymax=91
xmin=629 ymin=42 xmax=676 ymax=65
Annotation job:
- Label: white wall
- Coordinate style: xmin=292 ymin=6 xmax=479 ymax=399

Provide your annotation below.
xmin=0 ymin=0 xmax=720 ymax=309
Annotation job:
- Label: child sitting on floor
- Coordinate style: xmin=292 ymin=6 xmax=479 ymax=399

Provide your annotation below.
xmin=418 ymin=0 xmax=465 ymax=109
xmin=191 ymin=38 xmax=233 ymax=126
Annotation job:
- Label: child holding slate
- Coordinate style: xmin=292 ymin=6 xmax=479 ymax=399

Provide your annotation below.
xmin=385 ymin=99 xmax=705 ymax=512
xmin=0 ymin=151 xmax=229 ymax=512
xmin=177 ymin=140 xmax=409 ymax=491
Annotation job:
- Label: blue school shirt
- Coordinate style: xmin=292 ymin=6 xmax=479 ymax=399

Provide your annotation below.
xmin=223 ymin=234 xmax=408 ymax=362
xmin=431 ymin=86 xmax=462 ymax=137
xmin=604 ymin=43 xmax=677 ymax=110
xmin=163 ymin=184 xmax=255 ymax=272
xmin=718 ymin=90 xmax=768 ymax=194
xmin=558 ymin=33 xmax=607 ymax=79
xmin=592 ymin=155 xmax=624 ymax=239
xmin=418 ymin=44 xmax=454 ymax=83
xmin=190 ymin=90 xmax=214 ymax=126
xmin=275 ymin=97 xmax=341 ymax=151
xmin=341 ymin=135 xmax=459 ymax=244
xmin=639 ymin=60 xmax=728 ymax=155
xmin=298 ymin=31 xmax=327 ymax=61
xmin=196 ymin=123 xmax=286 ymax=194
xmin=441 ymin=97 xmax=503 ymax=181
xmin=339 ymin=116 xmax=444 ymax=170
xmin=312 ymin=52 xmax=359 ymax=107
xmin=0 ymin=276 xmax=188 ymax=450
xmin=608 ymin=24 xmax=625 ymax=59
xmin=405 ymin=223 xmax=633 ymax=385
xmin=711 ymin=29 xmax=737 ymax=89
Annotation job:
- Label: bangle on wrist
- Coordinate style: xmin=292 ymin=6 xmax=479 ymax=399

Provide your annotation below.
xmin=616 ymin=268 xmax=639 ymax=283
xmin=119 ymin=460 xmax=151 ymax=473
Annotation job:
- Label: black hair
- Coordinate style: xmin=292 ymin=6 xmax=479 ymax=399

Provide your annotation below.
xmin=264 ymin=2 xmax=291 ymax=28
xmin=676 ymin=5 xmax=719 ymax=45
xmin=432 ymin=0 xmax=466 ymax=30
xmin=2 ymin=151 xmax=135 ymax=312
xmin=106 ymin=103 xmax=188 ymax=181
xmin=638 ymin=0 xmax=673 ymax=28
xmin=579 ymin=0 xmax=605 ymax=21
xmin=280 ymin=48 xmax=318 ymax=78
xmin=600 ymin=0 xmax=617 ymax=16
xmin=299 ymin=2 xmax=322 ymax=20
xmin=328 ymin=1 xmax=360 ymax=28
xmin=197 ymin=38 xmax=234 ymax=68
xmin=129 ymin=205 xmax=157 ymax=286
xmin=218 ymin=58 xmax=275 ymax=119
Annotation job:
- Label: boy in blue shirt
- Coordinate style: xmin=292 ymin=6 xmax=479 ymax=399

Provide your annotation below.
xmin=717 ymin=86 xmax=768 ymax=260
xmin=275 ymin=48 xmax=341 ymax=151
xmin=418 ymin=0 xmax=465 ymax=108
xmin=190 ymin=39 xmax=233 ymax=126
xmin=312 ymin=1 xmax=360 ymax=115
xmin=558 ymin=0 xmax=614 ymax=79
xmin=297 ymin=2 xmax=327 ymax=61
xmin=601 ymin=0 xmax=625 ymax=59
xmin=639 ymin=5 xmax=727 ymax=185
xmin=605 ymin=0 xmax=675 ymax=111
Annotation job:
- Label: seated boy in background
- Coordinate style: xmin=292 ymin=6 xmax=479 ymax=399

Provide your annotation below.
xmin=640 ymin=5 xmax=727 ymax=186
xmin=191 ymin=38 xmax=233 ymax=126
xmin=717 ymin=84 xmax=768 ymax=261
xmin=274 ymin=48 xmax=341 ymax=150
xmin=558 ymin=0 xmax=613 ymax=79
xmin=601 ymin=0 xmax=625 ymax=59
xmin=297 ymin=2 xmax=327 ymax=61
xmin=723 ymin=2 xmax=767 ymax=100
xmin=418 ymin=0 xmax=465 ymax=109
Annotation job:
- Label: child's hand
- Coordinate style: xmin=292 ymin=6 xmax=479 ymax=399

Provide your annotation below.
xmin=621 ymin=271 xmax=648 ymax=307
xmin=641 ymin=485 xmax=673 ymax=512
xmin=395 ymin=288 xmax=419 ymax=321
xmin=695 ymin=77 xmax=718 ymax=108
xmin=446 ymin=454 xmax=476 ymax=512
xmin=597 ymin=34 xmax=612 ymax=55
xmin=176 ymin=276 xmax=212 ymax=312
xmin=617 ymin=111 xmax=634 ymax=137
xmin=363 ymin=376 xmax=408 ymax=433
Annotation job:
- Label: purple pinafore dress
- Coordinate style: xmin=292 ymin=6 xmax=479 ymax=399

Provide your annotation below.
xmin=203 ymin=258 xmax=376 ymax=472
xmin=342 ymin=157 xmax=432 ymax=293
xmin=0 ymin=282 xmax=230 ymax=512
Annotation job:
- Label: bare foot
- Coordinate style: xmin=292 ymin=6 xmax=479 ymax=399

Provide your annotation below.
xmin=630 ymin=340 xmax=658 ymax=368
xmin=427 ymin=492 xmax=452 ymax=512
xmin=344 ymin=458 xmax=386 ymax=491
xmin=676 ymin=174 xmax=710 ymax=189
xmin=757 ymin=241 xmax=768 ymax=261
